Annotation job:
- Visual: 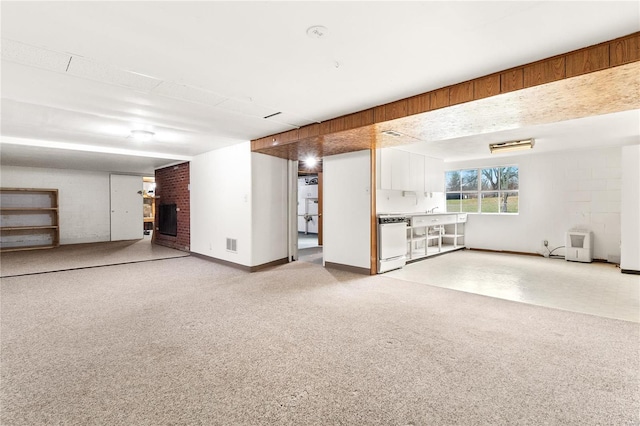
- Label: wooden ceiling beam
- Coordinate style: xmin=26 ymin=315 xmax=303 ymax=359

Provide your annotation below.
xmin=252 ymin=32 xmax=640 ymax=160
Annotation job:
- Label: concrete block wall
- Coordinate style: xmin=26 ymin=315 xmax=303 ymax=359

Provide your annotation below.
xmin=563 ymin=149 xmax=621 ymax=261
xmin=447 ymin=146 xmax=623 ymax=261
xmin=154 ymin=162 xmax=190 ymax=251
xmin=0 ymin=166 xmax=111 ymax=244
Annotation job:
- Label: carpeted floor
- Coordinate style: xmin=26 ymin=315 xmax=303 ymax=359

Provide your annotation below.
xmin=0 ymin=238 xmax=189 ymax=277
xmin=1 ymin=256 xmax=638 ymax=425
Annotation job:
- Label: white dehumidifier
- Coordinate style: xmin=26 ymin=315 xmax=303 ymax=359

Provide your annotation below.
xmin=565 ymin=230 xmax=593 ymax=263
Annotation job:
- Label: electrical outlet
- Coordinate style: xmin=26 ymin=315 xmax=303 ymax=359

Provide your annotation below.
xmin=543 ymin=240 xmax=549 ymax=247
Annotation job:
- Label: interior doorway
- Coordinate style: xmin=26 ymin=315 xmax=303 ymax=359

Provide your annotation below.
xmin=142 ymin=176 xmax=156 ymax=240
xmin=297 ymin=159 xmax=323 ymax=264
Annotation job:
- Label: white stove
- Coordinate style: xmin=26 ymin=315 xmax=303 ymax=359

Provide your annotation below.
xmin=377 ymin=214 xmax=408 ymax=273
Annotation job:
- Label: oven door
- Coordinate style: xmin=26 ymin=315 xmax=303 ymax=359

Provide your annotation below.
xmin=378 ymin=222 xmax=407 ymax=273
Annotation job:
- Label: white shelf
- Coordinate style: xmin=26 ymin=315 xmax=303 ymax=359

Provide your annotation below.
xmin=405 ymin=214 xmax=465 ymax=261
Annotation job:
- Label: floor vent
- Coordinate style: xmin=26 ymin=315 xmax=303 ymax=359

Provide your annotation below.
xmin=226 ymin=238 xmax=237 ymax=253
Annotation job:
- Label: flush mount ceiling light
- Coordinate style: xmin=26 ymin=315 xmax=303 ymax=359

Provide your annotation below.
xmin=489 ymin=138 xmax=535 ymax=154
xmin=307 ymin=25 xmax=328 ymax=39
xmin=382 ymin=130 xmax=404 ymax=137
xmin=130 ymin=130 xmax=155 ymax=142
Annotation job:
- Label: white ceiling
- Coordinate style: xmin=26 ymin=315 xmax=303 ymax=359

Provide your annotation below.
xmin=1 ymin=1 xmax=639 ymax=174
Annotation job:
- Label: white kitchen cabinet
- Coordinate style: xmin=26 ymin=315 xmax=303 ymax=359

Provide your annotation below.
xmin=380 ymin=149 xmax=393 ymax=189
xmin=390 ymin=149 xmax=412 ymax=190
xmin=424 ymin=156 xmax=444 ymax=193
xmin=410 ymin=154 xmax=425 ymax=193
xmin=441 ymin=214 xmax=467 ymax=249
xmin=406 ymin=213 xmax=465 ymax=262
xmin=380 ymin=148 xmax=425 ymax=192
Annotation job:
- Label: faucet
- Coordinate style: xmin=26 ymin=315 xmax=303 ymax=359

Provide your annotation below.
xmin=427 ymin=206 xmax=439 ymax=214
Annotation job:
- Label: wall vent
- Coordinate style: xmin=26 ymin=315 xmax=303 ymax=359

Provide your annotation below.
xmin=226 ymin=238 xmax=237 ymax=253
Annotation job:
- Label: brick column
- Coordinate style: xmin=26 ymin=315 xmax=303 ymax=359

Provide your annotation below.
xmin=154 ymin=162 xmax=190 ymax=251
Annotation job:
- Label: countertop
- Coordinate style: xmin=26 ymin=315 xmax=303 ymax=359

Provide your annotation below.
xmin=378 ymin=211 xmax=456 ymax=217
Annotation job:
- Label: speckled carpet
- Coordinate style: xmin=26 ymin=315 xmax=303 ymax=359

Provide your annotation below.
xmin=0 ymin=238 xmax=188 ymax=277
xmin=1 ymin=256 xmax=638 ymax=425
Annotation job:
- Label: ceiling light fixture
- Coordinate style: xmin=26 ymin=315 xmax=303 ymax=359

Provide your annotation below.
xmin=382 ymin=130 xmax=404 ymax=137
xmin=130 ymin=130 xmax=155 ymax=142
xmin=489 ymin=138 xmax=535 ymax=154
xmin=304 ymin=156 xmax=318 ymax=168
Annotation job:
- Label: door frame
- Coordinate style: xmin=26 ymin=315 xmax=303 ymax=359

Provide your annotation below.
xmin=110 ymin=174 xmax=143 ymax=241
xmin=288 ymin=160 xmax=298 ymax=261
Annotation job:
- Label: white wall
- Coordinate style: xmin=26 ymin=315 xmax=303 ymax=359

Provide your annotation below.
xmin=251 ymin=152 xmax=288 ymax=266
xmin=446 ymin=146 xmax=623 ymax=260
xmin=190 ymin=142 xmax=253 ymax=266
xmin=190 ymin=143 xmax=289 ymax=268
xmin=0 ymin=165 xmax=111 ymax=244
xmin=377 ymin=190 xmax=445 ymax=214
xmin=621 ymin=145 xmax=640 ymax=271
xmin=323 ymin=150 xmax=371 ymax=270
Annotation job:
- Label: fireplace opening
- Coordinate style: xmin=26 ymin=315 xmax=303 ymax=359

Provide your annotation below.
xmin=158 ymin=203 xmax=177 ymax=237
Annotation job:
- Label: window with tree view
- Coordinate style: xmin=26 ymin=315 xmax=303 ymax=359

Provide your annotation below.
xmin=446 ymin=166 xmax=519 ymax=213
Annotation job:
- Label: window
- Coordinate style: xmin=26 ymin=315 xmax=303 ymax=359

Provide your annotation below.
xmin=446 ymin=166 xmax=519 ymax=213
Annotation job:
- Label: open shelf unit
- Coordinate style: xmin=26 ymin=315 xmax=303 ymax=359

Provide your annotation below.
xmin=1 ymin=188 xmax=60 ymax=252
xmin=407 ymin=213 xmax=466 ymax=262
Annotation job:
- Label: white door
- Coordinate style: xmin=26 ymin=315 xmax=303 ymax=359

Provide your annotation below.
xmin=110 ymin=174 xmax=143 ymax=241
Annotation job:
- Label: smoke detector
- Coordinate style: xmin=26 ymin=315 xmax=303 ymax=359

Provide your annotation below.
xmin=307 ymin=26 xmax=328 ymax=39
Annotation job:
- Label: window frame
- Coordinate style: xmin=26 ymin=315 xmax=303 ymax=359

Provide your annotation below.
xmin=445 ymin=165 xmax=519 ymax=215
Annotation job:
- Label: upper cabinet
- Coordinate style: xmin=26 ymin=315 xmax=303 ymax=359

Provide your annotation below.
xmin=380 ymin=148 xmax=422 ymax=191
xmin=379 ymin=148 xmax=443 ymax=193
xmin=411 ymin=154 xmax=425 ymax=193
xmin=425 ymin=156 xmax=444 ymax=193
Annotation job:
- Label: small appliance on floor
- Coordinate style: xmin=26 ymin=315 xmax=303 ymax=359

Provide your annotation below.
xmin=565 ymin=229 xmax=593 ymax=263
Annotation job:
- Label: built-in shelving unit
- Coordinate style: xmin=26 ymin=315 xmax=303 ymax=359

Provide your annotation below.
xmin=0 ymin=188 xmax=60 ymax=252
xmin=143 ymin=195 xmax=156 ymax=232
xmin=407 ymin=213 xmax=466 ymax=262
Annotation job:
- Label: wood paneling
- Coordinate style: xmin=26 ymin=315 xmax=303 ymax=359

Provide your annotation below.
xmin=320 ymin=121 xmax=332 ymax=135
xmin=257 ymin=62 xmax=640 ymax=158
xmin=252 ymin=32 xmax=639 ymax=160
xmin=407 ymin=93 xmax=430 ymax=115
xmin=258 ymin=130 xmax=300 ymax=148
xmin=298 ymin=123 xmax=320 ymax=139
xmin=430 ymin=88 xmax=450 ymax=110
xmin=474 ymin=74 xmax=500 ymax=100
xmin=280 ymin=129 xmax=299 ymax=143
xmin=318 ymin=172 xmax=323 ymax=246
xmin=344 ymin=109 xmax=375 ymax=129
xmin=501 ymin=68 xmax=524 ymax=93
xmin=369 ymin=148 xmax=377 ymax=275
xmin=566 ymin=44 xmax=609 ymax=77
xmin=250 ymin=138 xmax=267 ymax=151
xmin=328 ymin=116 xmax=346 ymax=133
xmin=523 ymin=57 xmax=565 ymax=87
xmin=610 ymin=34 xmax=640 ymax=66
xmin=384 ymin=99 xmax=409 ymax=121
xmin=449 ymin=81 xmax=473 ymax=105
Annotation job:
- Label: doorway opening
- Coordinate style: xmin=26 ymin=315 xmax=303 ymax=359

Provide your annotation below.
xmin=142 ymin=176 xmax=156 ymax=240
xmin=297 ymin=160 xmax=323 ymax=264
